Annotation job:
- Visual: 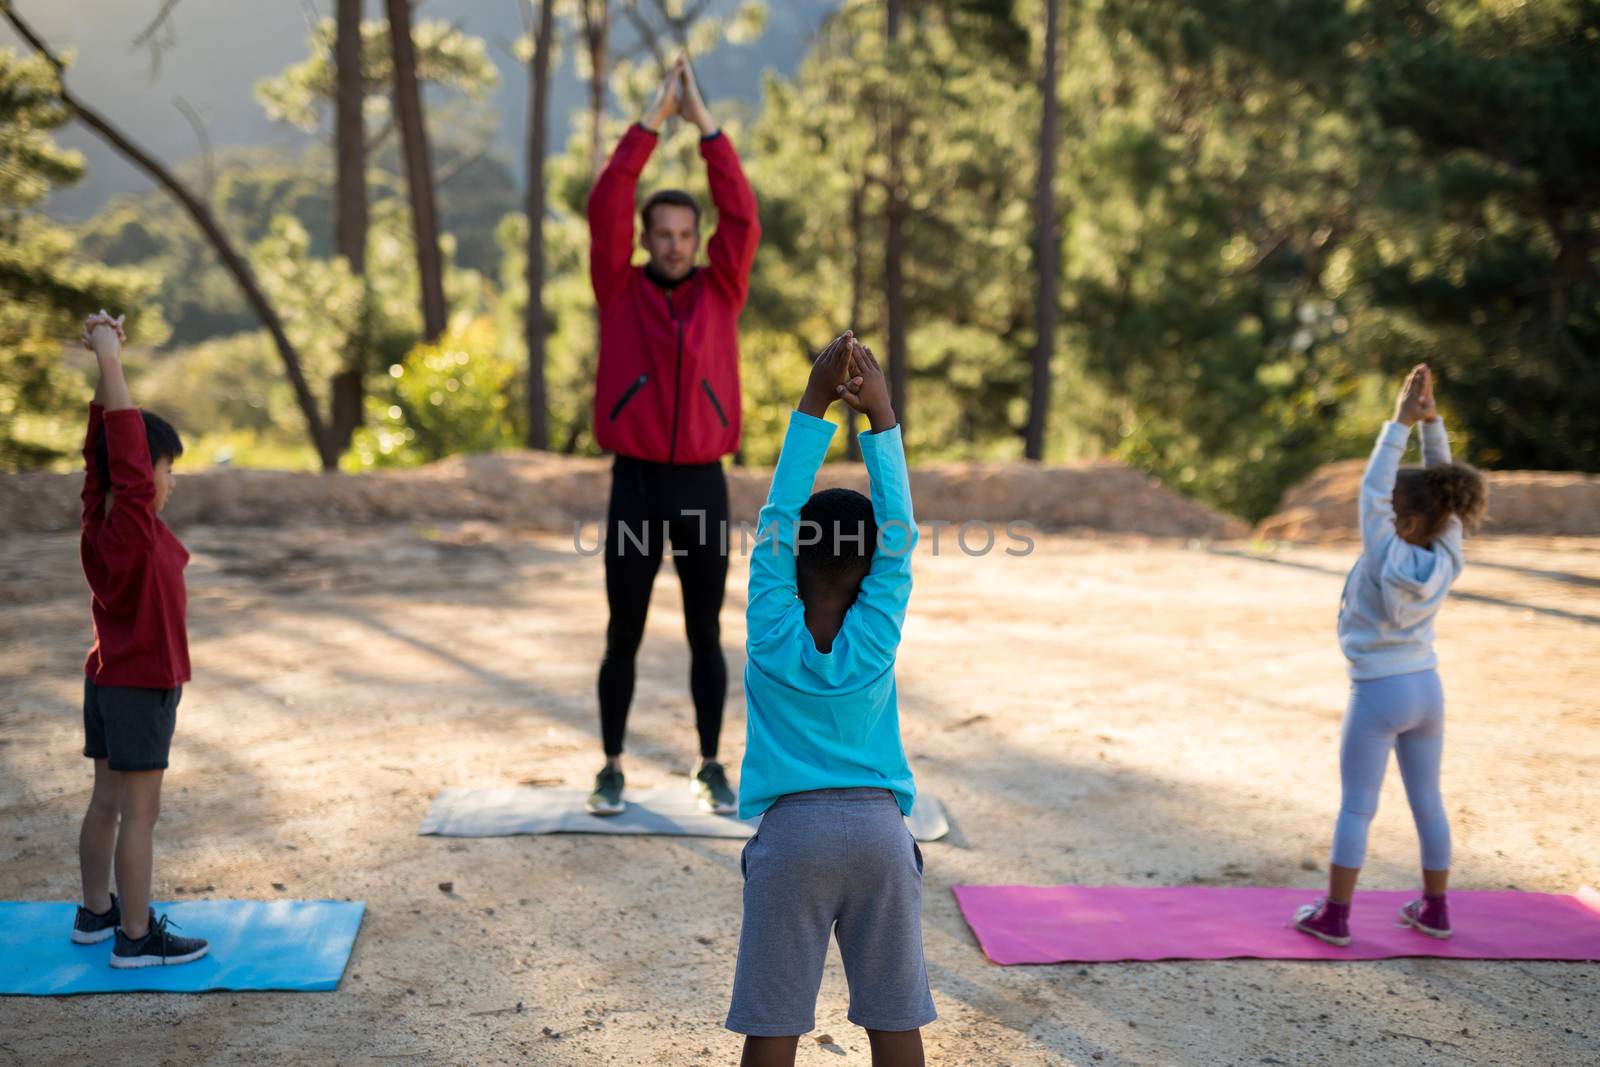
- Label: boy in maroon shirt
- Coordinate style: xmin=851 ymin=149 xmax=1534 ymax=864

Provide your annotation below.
xmin=72 ymin=311 xmax=208 ymax=968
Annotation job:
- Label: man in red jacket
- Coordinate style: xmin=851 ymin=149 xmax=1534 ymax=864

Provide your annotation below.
xmin=73 ymin=311 xmax=209 ymax=969
xmin=585 ymin=55 xmax=759 ymax=817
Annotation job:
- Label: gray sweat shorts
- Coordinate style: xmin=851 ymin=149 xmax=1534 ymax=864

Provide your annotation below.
xmin=726 ymin=787 xmax=937 ymax=1037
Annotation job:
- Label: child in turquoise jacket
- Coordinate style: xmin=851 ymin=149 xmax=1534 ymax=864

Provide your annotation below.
xmin=728 ymin=333 xmax=933 ymax=1067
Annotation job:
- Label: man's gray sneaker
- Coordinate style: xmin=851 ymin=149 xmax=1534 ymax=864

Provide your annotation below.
xmin=587 ymin=766 xmax=626 ymax=815
xmin=693 ymin=761 xmax=737 ymax=815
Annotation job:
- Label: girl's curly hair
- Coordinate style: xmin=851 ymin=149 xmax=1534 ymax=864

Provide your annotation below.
xmin=1394 ymin=463 xmax=1488 ymax=544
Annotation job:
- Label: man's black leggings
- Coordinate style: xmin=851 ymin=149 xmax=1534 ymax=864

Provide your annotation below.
xmin=598 ymin=454 xmax=729 ymax=760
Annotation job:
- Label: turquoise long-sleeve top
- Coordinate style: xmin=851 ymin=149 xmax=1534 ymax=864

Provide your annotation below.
xmin=736 ymin=409 xmax=919 ymax=818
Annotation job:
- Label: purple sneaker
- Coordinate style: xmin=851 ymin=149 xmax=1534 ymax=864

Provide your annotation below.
xmin=1398 ymin=896 xmax=1451 ymax=939
xmin=1293 ymin=898 xmax=1351 ymax=946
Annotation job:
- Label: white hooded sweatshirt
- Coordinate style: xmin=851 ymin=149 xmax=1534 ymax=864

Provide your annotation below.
xmin=1337 ymin=419 xmax=1464 ymax=681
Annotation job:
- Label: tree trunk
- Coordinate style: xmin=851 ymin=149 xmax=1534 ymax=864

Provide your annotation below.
xmin=335 ymin=0 xmax=368 ymax=278
xmin=385 ymin=0 xmax=448 ymax=342
xmin=884 ymin=0 xmax=909 ymax=438
xmin=584 ymin=1 xmax=611 ymax=180
xmin=524 ymin=0 xmax=555 ymax=450
xmin=331 ymin=0 xmax=369 ymax=454
xmin=1 ymin=4 xmax=336 ymax=471
xmin=566 ymin=0 xmax=611 ymax=455
xmin=846 ymin=180 xmax=865 ymax=462
xmin=1024 ymin=0 xmax=1061 ymax=461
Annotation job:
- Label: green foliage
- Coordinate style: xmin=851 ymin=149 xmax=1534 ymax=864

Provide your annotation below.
xmin=348 ymin=318 xmax=522 ymax=468
xmin=728 ymin=0 xmax=1592 ymax=517
xmin=70 ymin=16 xmax=515 ymax=360
xmin=24 ymin=0 xmax=1595 ymax=511
xmin=254 ymin=16 xmax=514 ymax=273
xmin=743 ymin=1 xmax=1040 ymax=460
xmin=0 ymin=48 xmax=160 ymax=470
xmin=135 ymin=331 xmax=286 ymax=436
xmin=1094 ymin=0 xmax=1600 ymax=513
xmin=606 ymin=2 xmax=770 ymax=105
xmin=76 ymin=141 xmax=518 ymax=348
xmin=255 ymin=17 xmax=498 ymax=136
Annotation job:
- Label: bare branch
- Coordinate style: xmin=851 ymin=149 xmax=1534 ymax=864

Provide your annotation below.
xmin=303 ymin=0 xmax=336 ymax=55
xmin=492 ymin=34 xmax=522 ymax=64
xmin=436 ymin=143 xmax=491 ymax=188
xmin=621 ymin=4 xmax=667 ymax=68
xmin=683 ymin=0 xmax=715 ymax=31
xmin=364 ymin=115 xmax=397 ymax=154
xmin=171 ymin=95 xmax=215 ymax=205
xmin=130 ymin=0 xmax=183 ymax=77
xmin=3 ymin=0 xmax=335 ymax=468
xmin=131 ymin=0 xmax=183 ymax=49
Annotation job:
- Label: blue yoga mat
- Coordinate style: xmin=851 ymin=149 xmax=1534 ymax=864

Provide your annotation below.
xmin=0 ymin=899 xmax=365 ymax=995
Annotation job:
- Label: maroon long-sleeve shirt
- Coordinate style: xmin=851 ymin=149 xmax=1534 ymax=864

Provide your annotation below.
xmin=80 ymin=403 xmax=190 ymax=689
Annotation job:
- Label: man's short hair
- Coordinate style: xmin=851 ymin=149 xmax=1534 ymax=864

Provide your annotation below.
xmin=641 ymin=189 xmax=702 ymax=233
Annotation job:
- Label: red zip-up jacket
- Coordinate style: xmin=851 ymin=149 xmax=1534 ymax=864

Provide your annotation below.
xmin=80 ymin=403 xmax=191 ymax=689
xmin=587 ymin=124 xmax=760 ymax=464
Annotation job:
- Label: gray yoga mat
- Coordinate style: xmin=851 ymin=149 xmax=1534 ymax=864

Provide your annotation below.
xmin=419 ymin=786 xmax=950 ymax=842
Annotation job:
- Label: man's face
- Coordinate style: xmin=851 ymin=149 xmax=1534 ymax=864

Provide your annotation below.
xmin=642 ymin=204 xmax=700 ymax=281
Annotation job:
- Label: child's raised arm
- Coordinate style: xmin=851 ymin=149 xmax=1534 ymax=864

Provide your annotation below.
xmin=84 ymin=311 xmax=132 ymax=411
xmin=745 ymin=333 xmax=854 ymax=637
xmin=81 ymin=311 xmax=160 ymax=545
xmin=1417 ymin=367 xmax=1467 ymax=567
xmin=1359 ymin=364 xmax=1429 ymax=557
xmin=79 ymin=312 xmax=130 ymax=524
xmin=839 ymin=341 xmax=917 ymax=667
xmin=1416 ymin=367 xmax=1453 ymax=469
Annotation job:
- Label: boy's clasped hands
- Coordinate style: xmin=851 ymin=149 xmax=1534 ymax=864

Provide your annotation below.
xmin=799 ymin=330 xmax=896 ymax=434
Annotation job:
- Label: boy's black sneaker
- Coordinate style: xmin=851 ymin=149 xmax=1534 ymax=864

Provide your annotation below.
xmin=109 ymin=912 xmax=209 ymax=969
xmin=71 ymin=894 xmax=120 ymax=945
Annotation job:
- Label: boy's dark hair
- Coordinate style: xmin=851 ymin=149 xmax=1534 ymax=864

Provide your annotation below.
xmin=1394 ymin=463 xmax=1489 ymax=544
xmin=641 ymin=189 xmax=702 ymax=232
xmin=797 ymin=488 xmax=878 ymax=597
xmin=96 ymin=411 xmax=184 ymax=488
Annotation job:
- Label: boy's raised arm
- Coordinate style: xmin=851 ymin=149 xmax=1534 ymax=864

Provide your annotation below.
xmin=83 ymin=312 xmax=159 ymax=547
xmin=839 ymin=341 xmax=915 ymax=665
xmin=746 ymin=334 xmax=853 ymax=638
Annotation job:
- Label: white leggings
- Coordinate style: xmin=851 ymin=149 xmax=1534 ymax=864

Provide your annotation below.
xmin=1330 ymin=669 xmax=1451 ymax=871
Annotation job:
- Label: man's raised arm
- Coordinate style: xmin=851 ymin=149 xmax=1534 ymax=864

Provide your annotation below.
xmin=586 ymin=67 xmax=681 ymax=307
xmin=680 ymin=60 xmax=759 ymax=308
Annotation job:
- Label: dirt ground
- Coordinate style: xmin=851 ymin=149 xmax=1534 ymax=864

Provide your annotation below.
xmin=1257 ymin=461 xmax=1600 ymax=542
xmin=1 ymin=523 xmax=1597 ymax=1066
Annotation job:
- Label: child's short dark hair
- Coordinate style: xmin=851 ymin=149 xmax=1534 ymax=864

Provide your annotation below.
xmin=96 ymin=411 xmax=184 ymax=488
xmin=1394 ymin=462 xmax=1488 ymax=544
xmin=641 ymin=189 xmax=702 ymax=232
xmin=797 ymin=487 xmax=878 ymax=594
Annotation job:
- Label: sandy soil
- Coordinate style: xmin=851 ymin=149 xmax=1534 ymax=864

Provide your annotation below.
xmin=0 ymin=451 xmax=1245 ymax=540
xmin=1 ymin=524 xmax=1597 ymax=1066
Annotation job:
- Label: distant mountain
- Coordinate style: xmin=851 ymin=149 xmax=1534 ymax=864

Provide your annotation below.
xmin=1 ymin=0 xmax=836 ymax=222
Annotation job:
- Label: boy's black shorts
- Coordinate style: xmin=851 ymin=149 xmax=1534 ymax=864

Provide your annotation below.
xmin=82 ymin=677 xmax=181 ymax=772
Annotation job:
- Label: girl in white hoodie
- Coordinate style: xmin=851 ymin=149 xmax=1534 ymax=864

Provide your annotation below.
xmin=1295 ymin=364 xmax=1488 ymax=947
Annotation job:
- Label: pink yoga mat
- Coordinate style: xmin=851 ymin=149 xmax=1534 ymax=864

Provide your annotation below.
xmin=951 ymin=885 xmax=1600 ymax=964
